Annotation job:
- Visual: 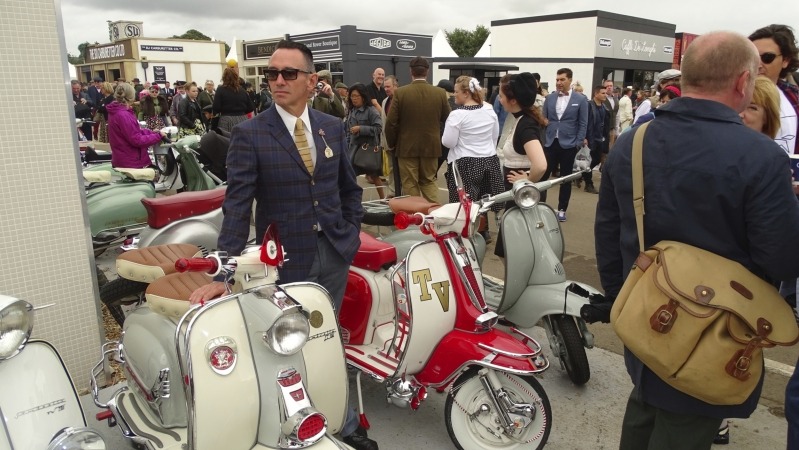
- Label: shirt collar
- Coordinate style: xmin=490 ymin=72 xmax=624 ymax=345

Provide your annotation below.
xmin=558 ymin=89 xmax=572 ymax=97
xmin=275 ymin=103 xmax=311 ymax=135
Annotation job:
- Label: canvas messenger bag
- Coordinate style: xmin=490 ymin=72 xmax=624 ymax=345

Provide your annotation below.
xmin=609 ymin=122 xmax=799 ymax=405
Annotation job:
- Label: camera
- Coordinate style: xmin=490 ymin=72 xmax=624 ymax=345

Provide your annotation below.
xmin=316 ymin=82 xmax=325 ymax=90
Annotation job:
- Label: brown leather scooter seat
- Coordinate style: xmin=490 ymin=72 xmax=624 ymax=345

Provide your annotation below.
xmin=116 ymin=243 xmax=202 ymax=283
xmin=146 ymin=271 xmax=211 ymax=319
xmin=388 ymin=196 xmax=440 ymax=214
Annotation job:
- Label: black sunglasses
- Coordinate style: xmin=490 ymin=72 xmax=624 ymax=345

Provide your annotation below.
xmin=760 ymin=52 xmax=781 ymax=64
xmin=264 ymin=68 xmax=311 ymax=81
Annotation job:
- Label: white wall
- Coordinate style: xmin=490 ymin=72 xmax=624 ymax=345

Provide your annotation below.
xmin=1 ymin=0 xmax=103 ymax=389
xmin=514 ymin=63 xmax=596 ymax=93
xmin=491 ymin=17 xmax=598 ymax=58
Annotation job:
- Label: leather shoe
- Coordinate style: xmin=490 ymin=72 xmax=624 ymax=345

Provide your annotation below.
xmin=343 ymin=426 xmax=379 ymax=450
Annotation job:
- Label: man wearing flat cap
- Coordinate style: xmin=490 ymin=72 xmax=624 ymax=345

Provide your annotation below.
xmin=385 ymin=56 xmax=451 ymax=202
xmin=309 ymin=69 xmax=345 ymax=118
xmin=541 ymin=67 xmax=589 ymax=222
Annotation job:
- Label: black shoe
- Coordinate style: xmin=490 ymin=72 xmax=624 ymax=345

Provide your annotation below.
xmin=713 ymin=424 xmax=730 ymax=445
xmin=574 ymin=179 xmax=582 ymax=188
xmin=584 ymin=184 xmax=598 ymax=194
xmin=343 ymin=426 xmax=379 ymax=450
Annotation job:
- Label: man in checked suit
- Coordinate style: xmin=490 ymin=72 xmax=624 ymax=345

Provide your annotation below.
xmin=385 ymin=56 xmax=451 ymax=203
xmin=541 ymin=67 xmax=589 ymax=222
xmin=189 ymin=40 xmax=375 ymax=450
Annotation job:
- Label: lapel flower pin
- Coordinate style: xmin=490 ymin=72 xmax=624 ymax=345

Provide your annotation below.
xmin=319 ymin=128 xmax=333 ymax=158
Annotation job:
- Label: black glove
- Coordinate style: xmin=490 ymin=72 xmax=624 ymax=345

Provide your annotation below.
xmin=580 ymin=293 xmax=614 ymax=324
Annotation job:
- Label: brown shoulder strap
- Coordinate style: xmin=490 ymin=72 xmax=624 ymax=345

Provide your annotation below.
xmin=632 ymin=121 xmax=651 ymax=252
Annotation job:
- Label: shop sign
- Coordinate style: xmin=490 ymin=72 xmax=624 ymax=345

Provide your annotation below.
xmin=245 ymin=41 xmax=278 ymax=60
xmin=598 ymin=38 xmax=612 ymax=48
xmin=292 ymin=35 xmax=341 ymax=53
xmin=396 ymin=39 xmax=416 ymax=51
xmin=86 ymin=40 xmax=133 ymax=62
xmin=663 ymin=46 xmax=673 ymax=54
xmin=141 ymin=45 xmax=183 ymax=52
xmin=595 ymin=27 xmax=673 ymax=63
xmin=621 ymin=39 xmax=658 ymax=57
xmin=370 ymin=37 xmax=391 ymax=50
xmin=108 ymin=21 xmax=143 ymax=43
xmin=153 ymin=66 xmax=166 ymax=82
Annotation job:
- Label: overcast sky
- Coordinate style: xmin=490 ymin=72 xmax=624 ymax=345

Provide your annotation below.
xmin=59 ymin=0 xmax=798 ymax=57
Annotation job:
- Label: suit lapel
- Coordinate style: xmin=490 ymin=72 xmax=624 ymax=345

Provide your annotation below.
xmin=265 ymin=108 xmax=311 ymax=176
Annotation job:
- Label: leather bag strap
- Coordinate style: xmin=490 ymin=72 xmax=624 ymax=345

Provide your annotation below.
xmin=632 ymin=121 xmax=651 ymax=252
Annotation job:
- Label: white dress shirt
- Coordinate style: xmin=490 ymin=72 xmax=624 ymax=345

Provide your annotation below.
xmin=275 ymin=103 xmax=317 ymax=166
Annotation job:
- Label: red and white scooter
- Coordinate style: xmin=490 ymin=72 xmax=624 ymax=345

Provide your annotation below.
xmin=339 ymin=185 xmax=553 ymax=449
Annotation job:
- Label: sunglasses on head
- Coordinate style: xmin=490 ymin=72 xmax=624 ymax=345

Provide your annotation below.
xmin=264 ymin=68 xmax=311 ymax=81
xmin=760 ymin=52 xmax=781 ymax=64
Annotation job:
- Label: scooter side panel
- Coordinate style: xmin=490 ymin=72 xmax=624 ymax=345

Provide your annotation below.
xmin=86 ymin=182 xmax=154 ymax=236
xmin=187 ymin=298 xmax=259 ymax=450
xmin=282 ymin=283 xmax=348 ymax=434
xmin=401 ymin=241 xmax=457 ymax=374
xmin=122 ymin=306 xmax=187 ymax=427
xmin=497 ymin=207 xmax=536 ymax=312
xmin=0 ymin=340 xmax=85 ymax=450
xmin=137 ymin=209 xmax=223 ymax=251
xmin=503 ymin=281 xmax=600 ymax=327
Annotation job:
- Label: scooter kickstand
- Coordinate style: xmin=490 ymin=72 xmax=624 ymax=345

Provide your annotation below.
xmin=356 ymin=371 xmax=370 ymax=430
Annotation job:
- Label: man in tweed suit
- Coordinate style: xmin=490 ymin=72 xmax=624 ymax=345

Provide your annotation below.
xmin=385 ymin=56 xmax=450 ymax=203
xmin=189 ymin=40 xmax=374 ymax=450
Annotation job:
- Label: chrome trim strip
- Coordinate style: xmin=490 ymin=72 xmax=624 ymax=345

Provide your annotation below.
xmin=509 ymin=327 xmax=545 ymax=355
xmin=444 ymin=236 xmax=488 ymax=313
xmin=477 ymin=342 xmax=537 ymax=358
xmin=426 ymin=357 xmax=549 ymax=389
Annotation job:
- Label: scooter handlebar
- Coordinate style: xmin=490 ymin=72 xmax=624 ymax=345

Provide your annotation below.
xmin=175 ymin=257 xmax=218 ymax=274
xmin=394 ymin=211 xmax=424 ymax=230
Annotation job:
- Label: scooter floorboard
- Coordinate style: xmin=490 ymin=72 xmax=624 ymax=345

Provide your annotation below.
xmin=115 ymin=390 xmax=186 ymax=450
xmin=345 ymin=321 xmax=406 ymax=379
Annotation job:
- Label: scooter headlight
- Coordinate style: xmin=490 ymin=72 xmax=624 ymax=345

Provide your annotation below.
xmin=0 ymin=295 xmax=33 ymax=360
xmin=263 ymin=311 xmax=310 ymax=355
xmin=47 ymin=427 xmax=106 ymax=450
xmin=513 ymin=184 xmax=541 ymax=210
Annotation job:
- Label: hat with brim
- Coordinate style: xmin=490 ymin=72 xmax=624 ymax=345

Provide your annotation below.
xmin=335 ymin=82 xmax=348 ymax=90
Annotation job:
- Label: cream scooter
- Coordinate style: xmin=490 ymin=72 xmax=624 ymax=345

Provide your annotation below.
xmin=91 ymin=226 xmax=352 ymax=450
xmin=0 ymin=295 xmax=107 ymax=449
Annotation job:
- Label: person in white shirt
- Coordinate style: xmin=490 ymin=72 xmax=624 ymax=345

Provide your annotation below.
xmin=618 ymin=87 xmax=634 ymax=132
xmin=442 ymin=76 xmax=503 ymax=239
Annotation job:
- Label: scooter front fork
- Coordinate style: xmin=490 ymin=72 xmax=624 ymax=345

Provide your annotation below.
xmin=475 ymin=368 xmax=535 ymax=434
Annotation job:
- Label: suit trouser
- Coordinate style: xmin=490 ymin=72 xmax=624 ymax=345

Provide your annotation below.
xmin=619 ymin=387 xmax=722 ymax=450
xmin=398 ymin=156 xmax=439 ymax=203
xmin=540 ymin=139 xmax=579 ymax=211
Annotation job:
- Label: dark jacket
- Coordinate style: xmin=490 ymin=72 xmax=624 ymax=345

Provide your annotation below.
xmin=213 ymin=85 xmax=254 ymax=116
xmin=586 ymin=100 xmax=610 ymax=143
xmin=385 ymin=80 xmax=451 ymax=158
xmin=178 ymin=98 xmax=204 ymax=129
xmin=595 ymin=97 xmax=799 ymax=418
xmin=198 ymin=89 xmax=214 ymax=110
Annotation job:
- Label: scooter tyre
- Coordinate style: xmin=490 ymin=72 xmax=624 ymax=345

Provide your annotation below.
xmin=445 ymin=369 xmax=551 ymax=450
xmin=553 ymin=315 xmax=590 ymax=386
xmin=100 ymin=277 xmax=148 ymax=306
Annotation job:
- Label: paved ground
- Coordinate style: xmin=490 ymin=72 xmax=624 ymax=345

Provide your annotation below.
xmin=87 ymin=169 xmax=796 ymax=448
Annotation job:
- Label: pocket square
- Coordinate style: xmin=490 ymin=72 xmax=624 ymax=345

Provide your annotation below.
xmin=571 ymin=103 xmax=579 ymax=106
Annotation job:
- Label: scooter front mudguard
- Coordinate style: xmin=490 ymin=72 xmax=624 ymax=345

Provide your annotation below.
xmin=0 ymin=340 xmax=85 ymax=450
xmin=414 ymin=328 xmax=548 ymax=388
xmin=503 ymin=281 xmax=601 ymax=328
xmin=135 ymin=210 xmax=223 ymax=251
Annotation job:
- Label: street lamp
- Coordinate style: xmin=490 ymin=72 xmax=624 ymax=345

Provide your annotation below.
xmin=141 ymin=56 xmax=149 ymax=82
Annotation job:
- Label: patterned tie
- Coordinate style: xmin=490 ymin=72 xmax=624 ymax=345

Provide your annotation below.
xmin=293 ymin=118 xmax=314 ymax=174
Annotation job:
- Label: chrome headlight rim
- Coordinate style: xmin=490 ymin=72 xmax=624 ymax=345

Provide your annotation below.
xmin=512 ymin=183 xmax=541 ymax=210
xmin=47 ymin=426 xmax=106 ymax=450
xmin=0 ymin=296 xmax=34 ymax=361
xmin=263 ymin=310 xmax=310 ymax=356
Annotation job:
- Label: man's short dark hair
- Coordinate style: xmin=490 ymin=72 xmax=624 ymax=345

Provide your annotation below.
xmin=749 ymin=24 xmax=799 ymax=78
xmin=623 ymin=87 xmax=632 ymax=95
xmin=592 ymin=85 xmax=605 ymax=96
xmin=557 ymin=68 xmax=573 ymax=79
xmin=275 ymin=39 xmax=314 ymax=72
xmin=409 ymin=56 xmax=430 ymax=78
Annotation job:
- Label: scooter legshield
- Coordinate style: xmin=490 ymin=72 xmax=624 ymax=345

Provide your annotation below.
xmin=86 ymin=181 xmax=154 ymax=237
xmin=0 ymin=340 xmax=85 ymax=450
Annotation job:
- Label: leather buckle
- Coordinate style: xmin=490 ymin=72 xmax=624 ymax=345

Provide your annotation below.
xmin=650 ymin=299 xmax=679 ymax=333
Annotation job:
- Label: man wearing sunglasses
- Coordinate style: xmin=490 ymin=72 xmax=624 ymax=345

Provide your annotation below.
xmin=188 ymin=40 xmax=375 ymax=450
xmin=749 ymin=24 xmax=799 ymax=155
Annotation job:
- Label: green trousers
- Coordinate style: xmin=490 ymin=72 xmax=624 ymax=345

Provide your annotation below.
xmin=619 ymin=387 xmax=723 ymax=450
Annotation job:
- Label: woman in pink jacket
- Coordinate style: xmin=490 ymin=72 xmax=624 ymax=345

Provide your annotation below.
xmin=107 ymin=83 xmax=167 ymax=169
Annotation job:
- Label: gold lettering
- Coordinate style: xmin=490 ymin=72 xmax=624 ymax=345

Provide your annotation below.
xmin=411 ymin=269 xmax=432 ymax=301
xmin=431 ymin=281 xmax=451 ymax=312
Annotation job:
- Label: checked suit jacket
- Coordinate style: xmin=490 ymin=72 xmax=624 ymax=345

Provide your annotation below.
xmin=218 ymin=105 xmax=364 ymax=284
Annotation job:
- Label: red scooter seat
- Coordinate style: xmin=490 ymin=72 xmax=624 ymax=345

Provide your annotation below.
xmin=352 ymin=232 xmax=397 ymax=272
xmin=142 ymin=187 xmax=226 ymax=229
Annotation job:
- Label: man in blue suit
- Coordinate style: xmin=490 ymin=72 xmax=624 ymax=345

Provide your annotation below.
xmin=541 ymin=68 xmax=589 ymax=221
xmin=189 ymin=40 xmax=375 ymax=450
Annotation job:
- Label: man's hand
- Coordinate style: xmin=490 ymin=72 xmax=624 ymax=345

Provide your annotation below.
xmin=319 ymin=83 xmax=334 ymax=99
xmin=189 ymin=281 xmax=228 ymax=305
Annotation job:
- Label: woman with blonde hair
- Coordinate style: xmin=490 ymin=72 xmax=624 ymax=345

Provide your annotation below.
xmin=739 ymin=75 xmax=782 ymax=138
xmin=212 ymin=66 xmax=253 ymax=132
xmin=442 ymin=76 xmax=503 ymax=241
xmin=106 ymin=82 xmax=167 ymax=169
xmin=95 ymin=81 xmax=115 ymax=143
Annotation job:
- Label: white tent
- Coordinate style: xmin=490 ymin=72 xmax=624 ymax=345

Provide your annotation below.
xmin=432 ymin=29 xmax=458 ymax=58
xmin=474 ymin=34 xmax=491 ymax=58
xmin=225 ymin=37 xmax=238 ymax=62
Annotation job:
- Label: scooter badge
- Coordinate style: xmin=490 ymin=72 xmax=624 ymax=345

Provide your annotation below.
xmin=309 ymin=310 xmax=324 ymax=328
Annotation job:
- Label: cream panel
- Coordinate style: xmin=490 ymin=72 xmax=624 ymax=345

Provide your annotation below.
xmin=512 ymin=62 xmax=596 ymax=94
xmin=0 ymin=0 xmax=103 ymax=391
xmin=138 ymin=39 xmax=224 ymax=62
xmin=491 ymin=17 xmax=598 ymax=58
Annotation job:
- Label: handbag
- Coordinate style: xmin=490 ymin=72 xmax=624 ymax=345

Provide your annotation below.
xmin=351 ymin=135 xmax=382 ymax=175
xmin=609 ymin=121 xmax=799 ymax=405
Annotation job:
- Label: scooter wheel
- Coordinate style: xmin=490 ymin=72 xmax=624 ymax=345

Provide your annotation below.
xmin=445 ymin=369 xmax=551 ymax=450
xmin=100 ymin=277 xmax=148 ymax=307
xmin=553 ymin=315 xmax=590 ymax=385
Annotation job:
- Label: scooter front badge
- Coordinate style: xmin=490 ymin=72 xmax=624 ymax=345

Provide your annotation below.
xmin=205 ymin=336 xmax=238 ymax=375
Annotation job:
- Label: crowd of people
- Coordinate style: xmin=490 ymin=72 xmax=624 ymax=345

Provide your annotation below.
xmin=71 ymin=20 xmax=799 ymax=449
